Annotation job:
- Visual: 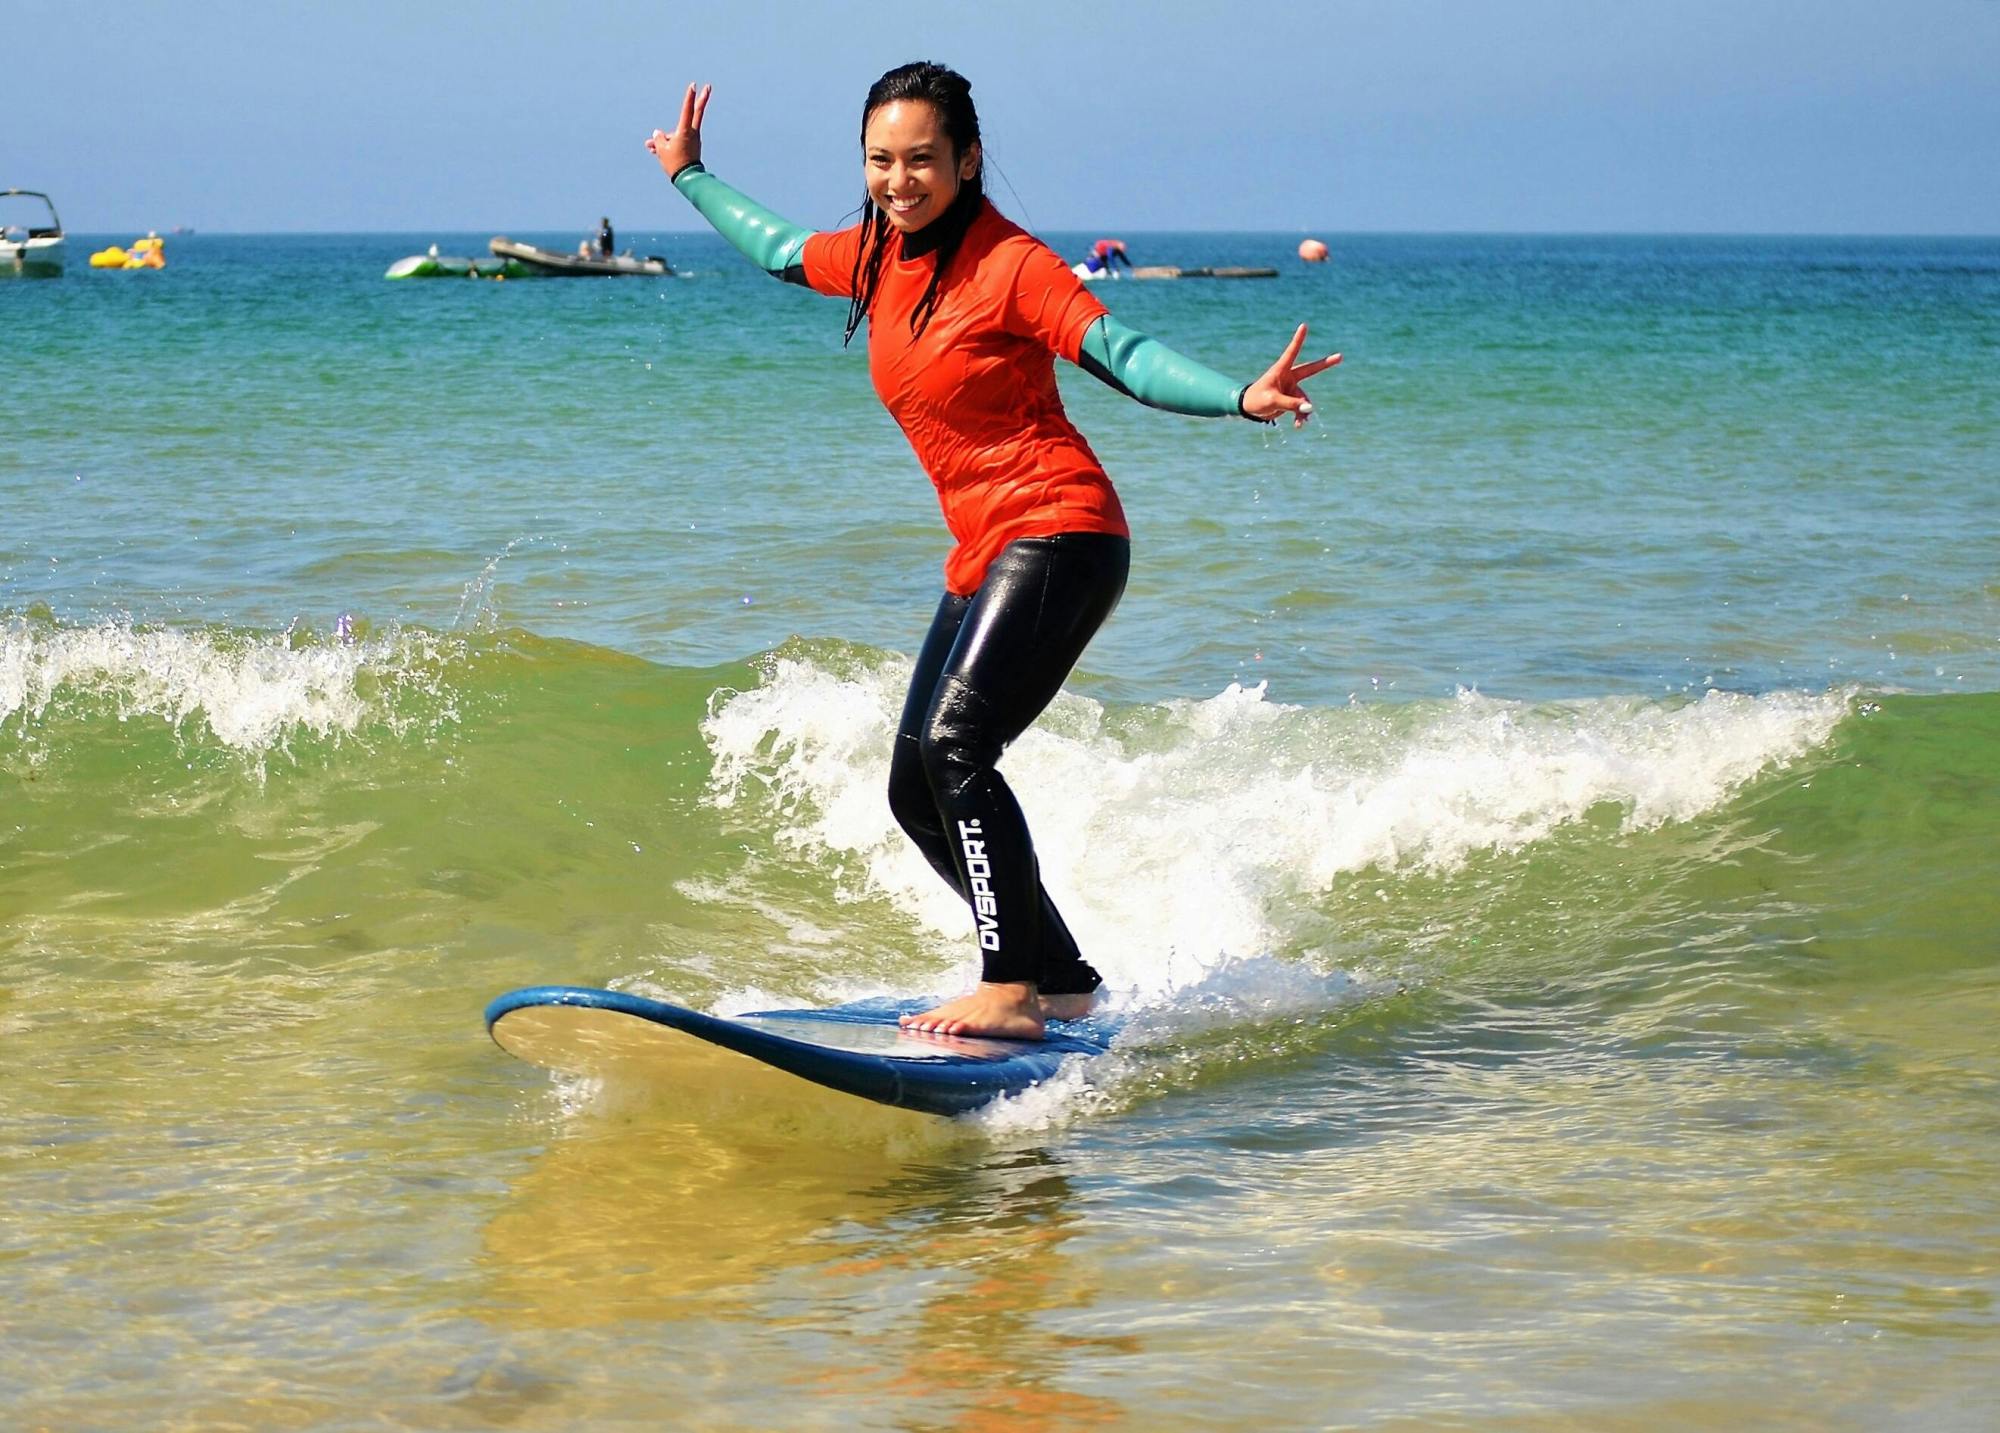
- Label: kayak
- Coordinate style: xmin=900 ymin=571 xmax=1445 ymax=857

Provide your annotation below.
xmin=386 ymin=252 xmax=529 ymax=280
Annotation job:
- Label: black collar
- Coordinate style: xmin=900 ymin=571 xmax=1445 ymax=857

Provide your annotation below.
xmin=898 ymin=185 xmax=983 ymax=260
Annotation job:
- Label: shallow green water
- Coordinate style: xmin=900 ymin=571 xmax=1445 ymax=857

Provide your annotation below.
xmin=3 ymin=231 xmax=1998 ymax=1428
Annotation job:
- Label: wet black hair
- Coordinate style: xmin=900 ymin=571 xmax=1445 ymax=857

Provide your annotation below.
xmin=843 ymin=61 xmax=984 ymax=348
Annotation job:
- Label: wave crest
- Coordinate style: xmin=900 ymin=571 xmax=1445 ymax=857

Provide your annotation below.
xmin=702 ymin=656 xmax=1852 ymax=999
xmin=1 ymin=614 xmax=461 ymax=758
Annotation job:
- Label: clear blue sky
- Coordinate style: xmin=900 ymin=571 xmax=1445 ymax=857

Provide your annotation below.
xmin=11 ymin=0 xmax=1997 ymax=234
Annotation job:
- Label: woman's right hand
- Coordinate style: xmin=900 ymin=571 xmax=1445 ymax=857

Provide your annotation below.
xmin=1240 ymin=324 xmax=1341 ymax=428
xmin=647 ymin=83 xmax=711 ymax=180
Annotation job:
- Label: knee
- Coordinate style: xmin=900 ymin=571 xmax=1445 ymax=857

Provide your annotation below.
xmin=918 ymin=678 xmax=1000 ymax=799
xmin=886 ymin=737 xmax=936 ymax=836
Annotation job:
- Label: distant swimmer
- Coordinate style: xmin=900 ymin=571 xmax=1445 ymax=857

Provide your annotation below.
xmin=648 ymin=65 xmax=1339 ymax=1040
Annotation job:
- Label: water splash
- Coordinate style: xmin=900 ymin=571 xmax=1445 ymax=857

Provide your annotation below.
xmin=971 ymin=954 xmax=1379 ymax=1135
xmin=0 ymin=612 xmax=462 ymax=761
xmin=702 ymin=651 xmax=1853 ymax=1004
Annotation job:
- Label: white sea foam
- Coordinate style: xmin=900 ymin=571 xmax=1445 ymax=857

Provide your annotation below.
xmin=0 ymin=616 xmax=457 ymax=756
xmin=973 ymin=956 xmax=1374 ymax=1136
xmin=702 ymin=655 xmax=1853 ymax=1007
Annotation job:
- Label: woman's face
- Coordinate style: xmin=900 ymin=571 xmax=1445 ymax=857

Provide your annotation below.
xmin=863 ymin=99 xmax=979 ymax=234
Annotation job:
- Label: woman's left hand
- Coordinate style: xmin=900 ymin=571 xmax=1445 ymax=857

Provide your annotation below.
xmin=1241 ymin=324 xmax=1341 ymax=428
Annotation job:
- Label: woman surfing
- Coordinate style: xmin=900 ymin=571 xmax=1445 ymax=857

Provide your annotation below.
xmin=648 ymin=63 xmax=1337 ymax=1040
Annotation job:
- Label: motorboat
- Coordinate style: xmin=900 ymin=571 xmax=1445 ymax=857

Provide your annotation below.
xmin=0 ymin=189 xmax=64 ymax=275
xmin=488 ymin=235 xmax=670 ymax=277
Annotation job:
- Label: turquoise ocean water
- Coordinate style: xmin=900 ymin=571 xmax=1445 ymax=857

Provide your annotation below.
xmin=4 ymin=228 xmax=1998 ymax=1428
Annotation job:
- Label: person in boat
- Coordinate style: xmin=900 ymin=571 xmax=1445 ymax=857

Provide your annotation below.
xmin=598 ymin=216 xmax=616 ymax=257
xmin=1082 ymin=237 xmax=1131 ymax=277
xmin=647 ymin=64 xmax=1337 ymax=1040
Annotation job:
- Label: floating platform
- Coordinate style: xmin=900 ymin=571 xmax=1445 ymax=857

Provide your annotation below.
xmin=1129 ymin=265 xmax=1277 ymax=280
xmin=1074 ymin=262 xmax=1280 ymax=282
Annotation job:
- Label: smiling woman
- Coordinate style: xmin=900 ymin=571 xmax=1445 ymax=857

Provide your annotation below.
xmin=646 ymin=61 xmax=1339 ymax=1040
xmin=851 ymin=70 xmax=985 ymax=346
xmin=867 ymin=97 xmax=975 ymax=227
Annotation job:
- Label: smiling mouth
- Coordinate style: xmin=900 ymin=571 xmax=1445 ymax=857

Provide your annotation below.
xmin=885 ymin=195 xmax=927 ymax=215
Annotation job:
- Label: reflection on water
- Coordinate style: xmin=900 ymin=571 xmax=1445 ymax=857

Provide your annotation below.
xmin=477 ymin=1084 xmax=1136 ymax=1428
xmin=7 ymin=943 xmax=1999 ymax=1430
xmin=479 ymin=1096 xmax=952 ymax=1319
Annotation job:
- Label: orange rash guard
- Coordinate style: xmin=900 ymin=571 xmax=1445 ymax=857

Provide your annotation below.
xmin=801 ymin=202 xmax=1129 ymax=596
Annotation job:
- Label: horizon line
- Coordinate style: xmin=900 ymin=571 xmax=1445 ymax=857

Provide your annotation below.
xmin=54 ymin=226 xmax=2000 ymax=242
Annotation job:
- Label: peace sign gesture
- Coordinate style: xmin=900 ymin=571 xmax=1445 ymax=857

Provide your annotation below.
xmin=647 ymin=83 xmax=712 ymax=181
xmin=1241 ymin=324 xmax=1341 ymax=428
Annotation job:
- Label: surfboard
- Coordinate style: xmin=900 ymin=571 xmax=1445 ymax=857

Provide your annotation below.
xmin=485 ymin=985 xmax=1114 ymax=1118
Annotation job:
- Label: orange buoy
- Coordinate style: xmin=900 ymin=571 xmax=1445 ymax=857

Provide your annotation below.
xmin=1298 ymin=238 xmax=1330 ymax=263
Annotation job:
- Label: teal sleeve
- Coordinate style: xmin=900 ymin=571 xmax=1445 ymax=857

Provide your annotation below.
xmin=1075 ymin=314 xmax=1252 ymax=420
xmin=670 ymin=163 xmax=814 ymax=282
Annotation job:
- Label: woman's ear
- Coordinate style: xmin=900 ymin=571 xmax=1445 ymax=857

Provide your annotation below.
xmin=960 ymin=141 xmax=982 ymax=183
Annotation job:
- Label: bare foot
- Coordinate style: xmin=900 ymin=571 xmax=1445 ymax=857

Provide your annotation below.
xmin=900 ymin=981 xmax=1045 ymax=1040
xmin=1038 ymin=990 xmax=1099 ymax=1023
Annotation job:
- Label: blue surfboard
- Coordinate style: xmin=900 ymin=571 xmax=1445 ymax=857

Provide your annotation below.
xmin=485 ymin=985 xmax=1114 ymax=1118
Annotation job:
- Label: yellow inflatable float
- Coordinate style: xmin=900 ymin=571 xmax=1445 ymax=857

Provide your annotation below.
xmin=90 ymin=234 xmax=165 ymax=269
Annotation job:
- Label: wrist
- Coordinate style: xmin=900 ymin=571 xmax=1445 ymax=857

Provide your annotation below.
xmin=1237 ymin=385 xmax=1275 ymax=425
xmin=669 ymin=159 xmax=705 ymax=185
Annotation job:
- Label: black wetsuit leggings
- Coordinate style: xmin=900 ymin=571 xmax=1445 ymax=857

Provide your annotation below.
xmin=887 ymin=533 xmax=1130 ymax=993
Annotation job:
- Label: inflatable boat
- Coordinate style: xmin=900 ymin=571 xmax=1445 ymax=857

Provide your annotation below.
xmin=487 ymin=236 xmax=670 ymax=276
